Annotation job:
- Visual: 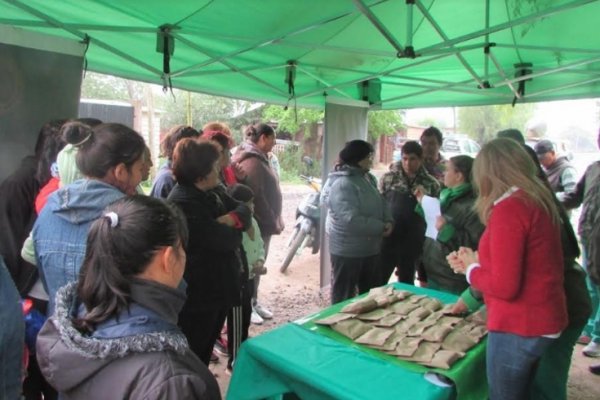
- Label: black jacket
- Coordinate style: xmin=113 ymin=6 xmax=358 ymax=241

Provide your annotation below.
xmin=168 ymin=184 xmax=251 ymax=309
xmin=0 ymin=156 xmax=40 ymax=294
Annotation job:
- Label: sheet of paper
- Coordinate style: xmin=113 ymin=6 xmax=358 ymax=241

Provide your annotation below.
xmin=422 ymin=195 xmax=441 ymax=239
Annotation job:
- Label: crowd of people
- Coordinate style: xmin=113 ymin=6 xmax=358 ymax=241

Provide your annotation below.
xmin=0 ymin=117 xmax=599 ymax=400
xmin=0 ymin=119 xmax=283 ymax=399
xmin=321 ymin=127 xmax=600 ymax=400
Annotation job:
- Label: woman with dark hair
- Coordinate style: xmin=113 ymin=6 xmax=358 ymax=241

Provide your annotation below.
xmin=449 ymin=138 xmax=568 ymax=400
xmin=35 ymin=120 xmax=103 ymax=213
xmin=0 ymin=119 xmax=67 ymax=295
xmin=321 ymin=140 xmax=393 ymax=304
xmin=32 ymin=123 xmax=146 ymax=314
xmin=168 ymin=139 xmax=251 ymax=366
xmin=231 ymin=123 xmax=282 ymax=322
xmin=420 ymin=155 xmax=483 ymax=294
xmin=36 ymin=196 xmax=221 ymax=399
xmin=150 ymin=125 xmax=199 ymax=199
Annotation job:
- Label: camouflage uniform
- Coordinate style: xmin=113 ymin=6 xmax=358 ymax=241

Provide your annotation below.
xmin=378 ymin=163 xmax=440 ymax=285
xmin=380 ymin=162 xmax=441 ymax=197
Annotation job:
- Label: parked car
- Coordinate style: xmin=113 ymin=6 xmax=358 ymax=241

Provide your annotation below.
xmin=441 ymin=135 xmax=481 ymax=158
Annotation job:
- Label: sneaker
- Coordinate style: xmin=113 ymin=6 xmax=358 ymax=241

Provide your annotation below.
xmin=214 ymin=339 xmax=229 ymax=357
xmin=251 ymin=310 xmax=264 ymax=325
xmin=254 ymin=303 xmax=273 ymax=320
xmin=577 ymin=335 xmax=592 ymax=345
xmin=590 ymin=364 xmax=600 ymax=375
xmin=210 ymin=350 xmax=219 ymax=363
xmin=582 ymin=341 xmax=600 ymax=358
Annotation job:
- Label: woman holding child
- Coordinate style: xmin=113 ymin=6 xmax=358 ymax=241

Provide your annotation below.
xmin=168 ymin=139 xmax=251 ymax=366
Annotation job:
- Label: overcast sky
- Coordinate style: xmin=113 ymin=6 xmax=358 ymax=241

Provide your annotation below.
xmin=405 ymin=98 xmax=599 ymax=139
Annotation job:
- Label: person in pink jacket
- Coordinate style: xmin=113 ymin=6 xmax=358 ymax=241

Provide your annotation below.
xmin=449 ymin=138 xmax=568 ymax=400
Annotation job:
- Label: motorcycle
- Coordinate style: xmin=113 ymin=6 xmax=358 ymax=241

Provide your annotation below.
xmin=280 ymin=175 xmax=322 ymax=273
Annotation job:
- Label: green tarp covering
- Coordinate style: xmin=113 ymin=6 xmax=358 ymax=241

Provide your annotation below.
xmin=2 ymin=0 xmax=600 ymax=109
xmin=227 ymin=284 xmax=487 ymax=400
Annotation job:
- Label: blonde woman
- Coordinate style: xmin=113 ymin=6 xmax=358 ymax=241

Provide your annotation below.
xmin=448 ymin=138 xmax=567 ymax=400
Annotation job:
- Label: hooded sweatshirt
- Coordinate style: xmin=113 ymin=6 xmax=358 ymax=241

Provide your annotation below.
xmin=36 ymin=279 xmax=221 ymax=400
xmin=32 ymin=179 xmax=125 ymax=313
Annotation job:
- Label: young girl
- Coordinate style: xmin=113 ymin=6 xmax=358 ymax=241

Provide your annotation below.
xmin=33 ymin=123 xmax=146 ymax=314
xmin=227 ymin=184 xmax=266 ymax=373
xmin=36 ymin=195 xmax=221 ymax=399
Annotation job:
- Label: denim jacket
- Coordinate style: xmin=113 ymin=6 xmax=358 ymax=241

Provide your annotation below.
xmin=32 ymin=179 xmax=125 ymax=314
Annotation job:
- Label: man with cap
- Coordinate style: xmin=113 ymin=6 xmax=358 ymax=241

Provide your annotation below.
xmin=535 ymin=139 xmax=577 ymax=201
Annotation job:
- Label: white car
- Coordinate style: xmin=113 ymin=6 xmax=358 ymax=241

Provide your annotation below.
xmin=441 ymin=135 xmax=481 ymax=159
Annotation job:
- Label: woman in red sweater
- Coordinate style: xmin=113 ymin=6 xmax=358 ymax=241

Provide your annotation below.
xmin=449 ymin=138 xmax=568 ymax=400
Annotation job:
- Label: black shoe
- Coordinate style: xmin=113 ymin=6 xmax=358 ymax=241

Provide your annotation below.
xmin=590 ymin=364 xmax=600 ymax=375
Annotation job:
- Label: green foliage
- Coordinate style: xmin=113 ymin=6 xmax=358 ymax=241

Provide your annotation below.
xmin=263 ymin=105 xmax=323 ymax=137
xmin=159 ymin=90 xmax=239 ymax=129
xmin=277 ymin=145 xmax=322 ymax=183
xmin=458 ymin=103 xmax=535 ymax=143
xmin=80 ymin=72 xmax=131 ymax=100
xmin=368 ymin=110 xmax=404 ymax=140
xmin=417 ymin=117 xmax=444 ymax=129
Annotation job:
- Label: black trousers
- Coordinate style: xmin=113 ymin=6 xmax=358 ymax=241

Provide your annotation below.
xmin=179 ymin=304 xmax=229 ymax=365
xmin=330 ymin=254 xmax=379 ymax=305
xmin=227 ymin=284 xmax=253 ymax=368
xmin=378 ymin=251 xmax=419 ymax=286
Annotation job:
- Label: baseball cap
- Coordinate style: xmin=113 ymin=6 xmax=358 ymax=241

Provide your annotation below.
xmin=534 ymin=140 xmax=554 ymax=156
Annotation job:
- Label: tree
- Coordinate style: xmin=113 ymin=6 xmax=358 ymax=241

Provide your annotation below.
xmin=80 ymin=72 xmax=130 ymax=100
xmin=262 ymin=105 xmax=323 ymax=138
xmin=158 ymin=90 xmax=242 ymax=130
xmin=368 ymin=110 xmax=404 ymax=141
xmin=458 ymin=103 xmax=535 ymax=143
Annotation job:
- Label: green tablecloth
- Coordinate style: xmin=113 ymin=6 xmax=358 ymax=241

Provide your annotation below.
xmin=227 ymin=283 xmax=488 ymax=400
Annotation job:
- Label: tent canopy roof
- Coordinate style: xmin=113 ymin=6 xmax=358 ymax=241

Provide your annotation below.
xmin=3 ymin=0 xmax=600 ymax=109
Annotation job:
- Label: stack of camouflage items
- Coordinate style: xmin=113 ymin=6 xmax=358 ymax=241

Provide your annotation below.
xmin=315 ymin=287 xmax=487 ymax=369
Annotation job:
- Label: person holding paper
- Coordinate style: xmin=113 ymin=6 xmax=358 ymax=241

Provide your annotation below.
xmin=419 ymin=155 xmax=484 ymax=294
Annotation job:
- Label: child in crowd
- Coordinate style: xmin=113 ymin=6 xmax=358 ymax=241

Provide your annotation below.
xmin=226 ymin=184 xmax=267 ymax=373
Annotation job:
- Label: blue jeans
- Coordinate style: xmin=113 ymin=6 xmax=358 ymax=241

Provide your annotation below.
xmin=487 ymin=331 xmax=554 ymax=400
xmin=582 ymin=246 xmax=600 ymax=343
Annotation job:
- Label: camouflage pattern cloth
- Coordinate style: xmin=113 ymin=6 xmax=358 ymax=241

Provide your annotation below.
xmin=423 ymin=153 xmax=446 ymax=185
xmin=380 ymin=162 xmax=441 ymax=198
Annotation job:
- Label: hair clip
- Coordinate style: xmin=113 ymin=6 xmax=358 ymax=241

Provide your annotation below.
xmin=105 ymin=212 xmax=119 ymax=228
xmin=72 ymin=132 xmax=92 ymax=147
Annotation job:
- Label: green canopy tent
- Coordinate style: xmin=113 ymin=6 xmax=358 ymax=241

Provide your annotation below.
xmin=2 ymin=0 xmax=600 ymax=288
xmin=2 ymin=0 xmax=600 ymax=109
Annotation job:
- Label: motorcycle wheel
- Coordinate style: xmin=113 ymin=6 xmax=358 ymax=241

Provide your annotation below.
xmin=280 ymin=230 xmax=307 ymax=273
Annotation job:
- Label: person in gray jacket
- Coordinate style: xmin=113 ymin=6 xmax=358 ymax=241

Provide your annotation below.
xmin=321 ymin=140 xmax=393 ymax=304
xmin=36 ymin=196 xmax=221 ymax=400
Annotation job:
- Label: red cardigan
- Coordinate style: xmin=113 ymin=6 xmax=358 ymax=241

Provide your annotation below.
xmin=470 ymin=190 xmax=568 ymax=336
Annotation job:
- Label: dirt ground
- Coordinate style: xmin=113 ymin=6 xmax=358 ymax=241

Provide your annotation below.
xmin=210 ymin=183 xmax=600 ymax=399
